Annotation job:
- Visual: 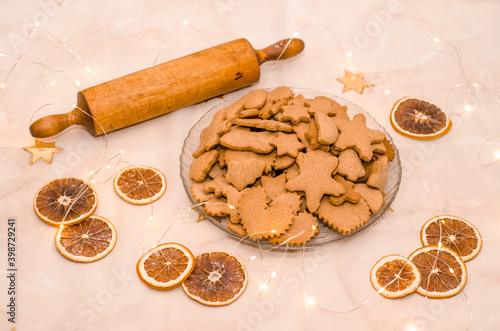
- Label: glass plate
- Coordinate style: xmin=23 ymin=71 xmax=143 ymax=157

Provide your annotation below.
xmin=180 ymin=87 xmax=402 ymax=249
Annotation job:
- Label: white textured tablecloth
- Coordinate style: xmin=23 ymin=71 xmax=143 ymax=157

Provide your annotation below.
xmin=1 ymin=1 xmax=500 ymax=330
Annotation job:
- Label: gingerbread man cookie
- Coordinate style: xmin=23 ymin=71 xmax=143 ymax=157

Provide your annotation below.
xmin=335 ymin=113 xmax=386 ymax=161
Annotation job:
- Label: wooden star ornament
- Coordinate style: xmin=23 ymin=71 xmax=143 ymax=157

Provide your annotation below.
xmin=23 ymin=139 xmax=63 ymax=164
xmin=336 ymin=70 xmax=374 ymax=94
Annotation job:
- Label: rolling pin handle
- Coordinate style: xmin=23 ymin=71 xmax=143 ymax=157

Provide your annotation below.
xmin=29 ymin=106 xmax=95 ymax=138
xmin=255 ymin=38 xmax=305 ymax=64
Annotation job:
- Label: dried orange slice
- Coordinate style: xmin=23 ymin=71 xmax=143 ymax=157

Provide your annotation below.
xmin=137 ymin=242 xmax=195 ymax=290
xmin=182 ymin=251 xmax=248 ymax=306
xmin=55 ymin=215 xmax=117 ymax=263
xmin=390 ymin=97 xmax=452 ymax=140
xmin=409 ymin=245 xmax=467 ymax=298
xmin=370 ymin=254 xmax=421 ymax=299
xmin=34 ymin=177 xmax=97 ymax=226
xmin=421 ymin=215 xmax=482 ymax=262
xmin=113 ymin=165 xmax=167 ymax=205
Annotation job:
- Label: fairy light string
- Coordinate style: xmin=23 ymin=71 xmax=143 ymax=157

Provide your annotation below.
xmin=299 ymin=213 xmax=480 ymax=330
xmin=1 ymin=24 xmax=101 ymax=94
xmin=6 ymin=8 xmax=494 ymax=329
xmin=433 ymin=37 xmax=484 ymax=116
xmin=382 ymin=36 xmax=484 ymax=116
xmin=433 ymin=37 xmax=469 ymax=87
xmin=110 ymin=161 xmax=164 ymax=254
xmin=17 ymin=21 xmax=169 ymax=245
xmin=291 ymin=24 xmax=359 ymax=68
xmin=53 ymin=148 xmax=123 ymax=226
xmin=149 ymin=200 xmax=322 ymax=296
xmin=13 ymin=20 xmax=154 ymax=231
xmin=262 ymin=24 xmax=358 ymax=73
xmin=253 ymin=226 xmax=320 ymax=298
xmin=0 ymin=25 xmax=34 ymax=92
xmin=261 ymin=24 xmax=372 ymax=90
xmin=150 ymin=202 xmax=268 ymax=274
xmin=35 ymin=25 xmax=102 ymax=81
xmin=152 ymin=18 xmax=214 ymax=67
xmin=380 ymin=37 xmax=500 ymax=175
xmin=0 ymin=50 xmax=82 ymax=90
xmin=478 ymin=135 xmax=500 ymax=167
xmin=13 ymin=17 xmax=217 ymax=273
xmin=301 ymin=241 xmax=377 ymax=315
xmin=412 ymin=248 xmax=474 ymax=330
xmin=54 ymin=148 xmax=166 ymax=254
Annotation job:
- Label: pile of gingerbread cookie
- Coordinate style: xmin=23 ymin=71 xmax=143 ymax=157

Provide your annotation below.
xmin=189 ymin=87 xmax=395 ymax=245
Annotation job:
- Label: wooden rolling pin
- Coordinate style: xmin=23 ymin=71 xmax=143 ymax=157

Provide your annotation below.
xmin=30 ymin=38 xmax=304 ymax=138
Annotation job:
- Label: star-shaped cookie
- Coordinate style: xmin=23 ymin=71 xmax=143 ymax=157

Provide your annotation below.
xmin=270 ymin=132 xmax=305 ymax=158
xmin=336 ymin=70 xmax=374 ymax=94
xmin=23 ymin=139 xmax=63 ymax=164
xmin=285 ymin=151 xmax=344 ymax=213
